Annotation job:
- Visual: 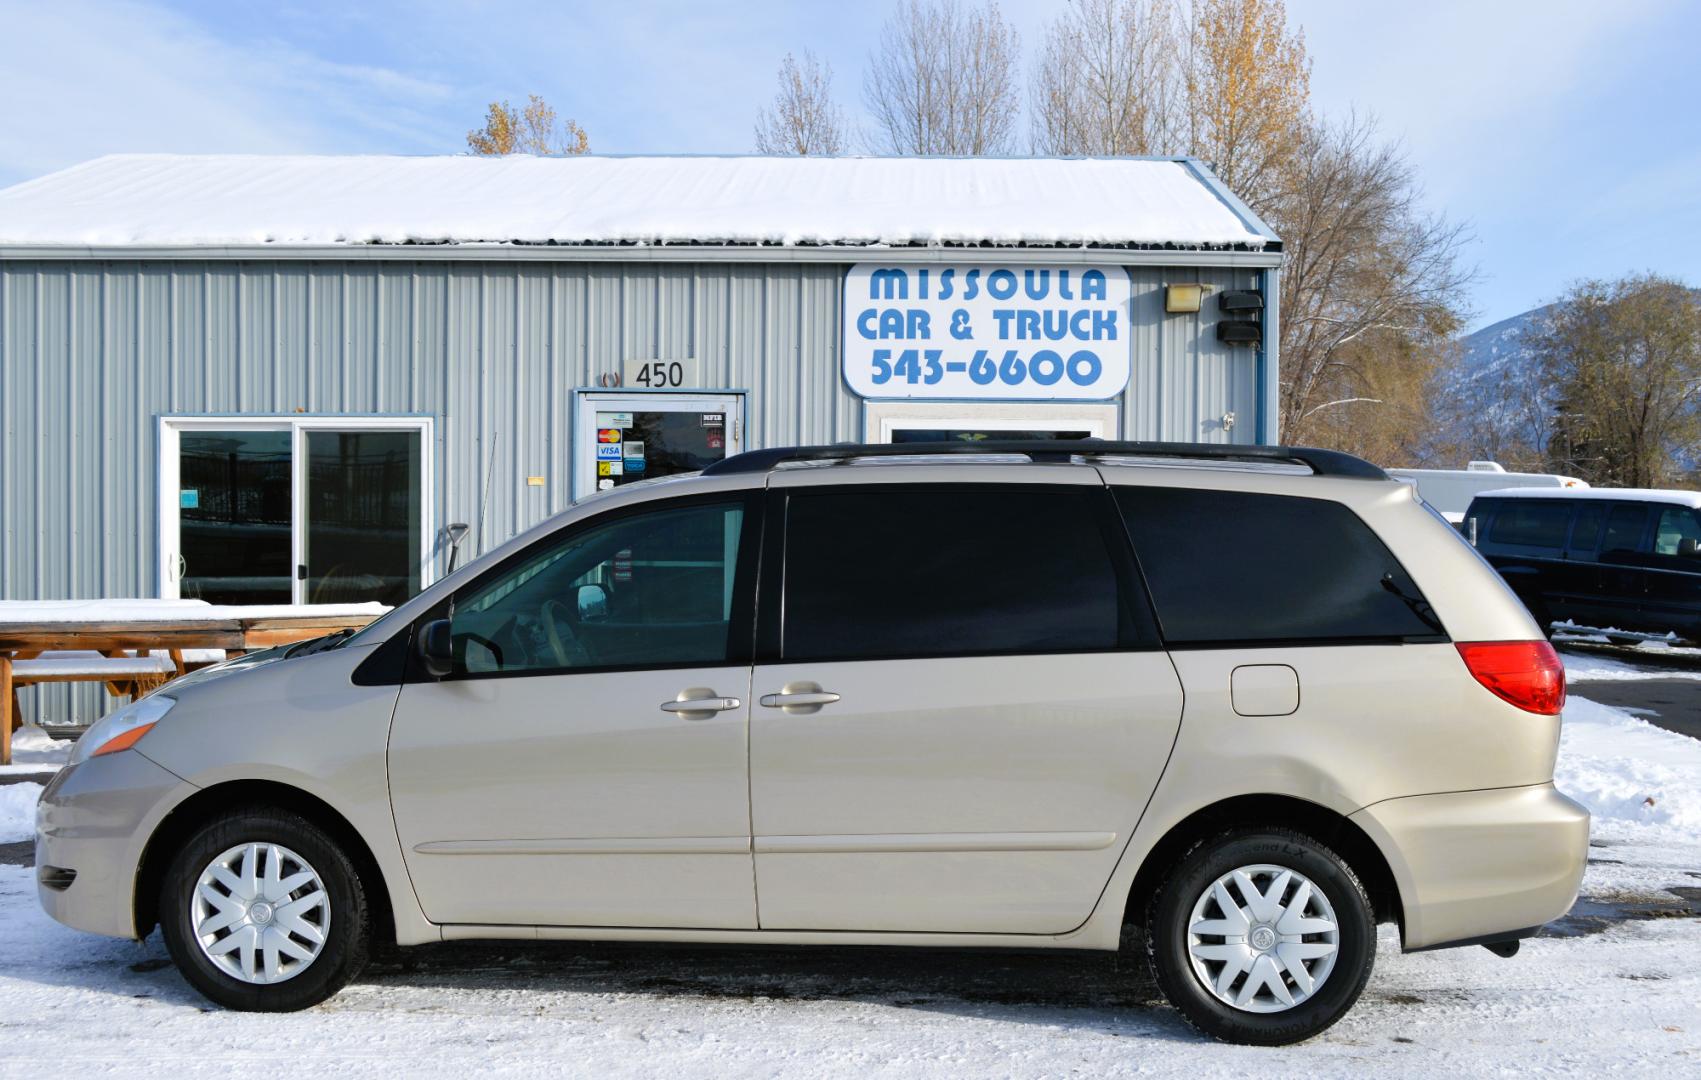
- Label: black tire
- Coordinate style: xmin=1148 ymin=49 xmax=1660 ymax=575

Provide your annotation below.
xmin=1145 ymin=828 xmax=1375 ymax=1046
xmin=158 ymin=807 xmax=371 ymax=1011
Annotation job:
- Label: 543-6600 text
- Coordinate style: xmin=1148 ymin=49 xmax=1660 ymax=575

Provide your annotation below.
xmin=869 ymin=348 xmax=1104 ymax=388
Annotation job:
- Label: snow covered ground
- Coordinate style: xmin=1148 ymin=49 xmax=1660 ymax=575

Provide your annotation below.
xmin=1 ymin=692 xmax=1698 ymax=1076
xmin=1564 ymin=648 xmax=1701 ymax=683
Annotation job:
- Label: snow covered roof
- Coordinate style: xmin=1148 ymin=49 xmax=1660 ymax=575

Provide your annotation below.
xmin=0 ymin=154 xmax=1277 ymax=253
xmin=1475 ymin=487 xmax=1701 ymax=508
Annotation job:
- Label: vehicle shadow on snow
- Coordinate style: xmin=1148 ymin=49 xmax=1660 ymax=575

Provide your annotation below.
xmin=354 ymin=934 xmax=1204 ymax=1040
xmin=12 ymin=911 xmax=1200 ymax=1040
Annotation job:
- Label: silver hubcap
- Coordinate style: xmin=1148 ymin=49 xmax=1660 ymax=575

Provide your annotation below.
xmin=192 ymin=842 xmax=329 ymax=985
xmin=1187 ymin=863 xmax=1340 ymax=1013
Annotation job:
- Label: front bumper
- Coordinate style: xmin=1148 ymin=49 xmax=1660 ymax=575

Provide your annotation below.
xmin=34 ymin=751 xmax=192 ymax=940
xmin=1350 ymin=783 xmax=1589 ymax=951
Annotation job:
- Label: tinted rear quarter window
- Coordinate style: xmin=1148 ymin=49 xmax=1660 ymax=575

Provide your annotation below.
xmin=781 ymin=487 xmax=1143 ymax=661
xmin=1114 ymin=487 xmax=1443 ymax=645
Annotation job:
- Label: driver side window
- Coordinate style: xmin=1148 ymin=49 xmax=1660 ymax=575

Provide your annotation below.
xmin=451 ymin=500 xmax=749 ymax=675
xmin=1654 ymin=506 xmax=1701 ymax=557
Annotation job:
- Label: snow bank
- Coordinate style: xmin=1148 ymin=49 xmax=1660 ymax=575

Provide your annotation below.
xmin=1556 ymin=695 xmax=1701 ymax=829
xmin=0 ymin=154 xmax=1270 ymax=250
xmin=6 ymin=726 xmax=70 ymax=767
xmin=0 ymin=783 xmax=41 ymax=843
xmin=1560 ymin=650 xmax=1701 ymax=682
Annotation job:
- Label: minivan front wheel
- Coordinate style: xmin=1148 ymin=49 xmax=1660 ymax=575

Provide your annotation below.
xmin=1146 ymin=828 xmax=1375 ymax=1045
xmin=159 ymin=808 xmax=371 ymax=1011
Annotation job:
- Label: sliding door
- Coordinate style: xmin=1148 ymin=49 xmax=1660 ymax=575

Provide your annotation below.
xmin=161 ymin=418 xmax=433 ymax=606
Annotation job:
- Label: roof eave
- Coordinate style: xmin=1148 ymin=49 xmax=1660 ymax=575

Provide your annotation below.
xmin=0 ymin=242 xmax=1284 ymax=268
xmin=1178 ymin=158 xmax=1281 ymax=245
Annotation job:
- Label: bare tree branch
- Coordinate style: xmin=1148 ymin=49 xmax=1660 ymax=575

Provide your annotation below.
xmin=755 ymin=51 xmax=847 ymax=156
xmin=864 ymin=0 xmax=1021 ymax=155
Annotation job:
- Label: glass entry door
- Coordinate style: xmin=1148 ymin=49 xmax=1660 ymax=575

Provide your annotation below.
xmin=161 ymin=418 xmax=432 ymax=606
xmin=574 ymin=393 xmax=744 ymax=499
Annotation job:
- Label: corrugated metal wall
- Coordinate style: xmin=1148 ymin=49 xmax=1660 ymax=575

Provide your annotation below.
xmin=0 ymin=258 xmax=1264 ymax=723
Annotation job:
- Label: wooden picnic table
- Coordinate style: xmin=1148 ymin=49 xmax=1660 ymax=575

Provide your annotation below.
xmin=0 ymin=601 xmax=389 ymax=764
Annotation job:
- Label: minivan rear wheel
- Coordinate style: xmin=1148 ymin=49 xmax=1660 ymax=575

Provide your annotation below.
xmin=158 ymin=807 xmax=371 ymax=1011
xmin=1146 ymin=828 xmax=1375 ymax=1045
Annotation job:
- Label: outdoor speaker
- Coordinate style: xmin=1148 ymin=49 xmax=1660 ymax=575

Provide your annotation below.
xmin=1217 ymin=320 xmax=1262 ymax=346
xmin=1218 ymin=290 xmax=1264 ymax=312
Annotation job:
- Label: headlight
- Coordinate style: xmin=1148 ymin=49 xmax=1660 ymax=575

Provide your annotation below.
xmin=69 ymin=696 xmax=176 ymax=766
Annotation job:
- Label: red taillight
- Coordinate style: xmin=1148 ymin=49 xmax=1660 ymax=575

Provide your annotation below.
xmin=1455 ymin=641 xmax=1566 ymax=715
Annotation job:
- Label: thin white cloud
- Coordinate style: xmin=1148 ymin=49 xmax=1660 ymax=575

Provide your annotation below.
xmin=1292 ymin=0 xmax=1681 ymax=196
xmin=0 ymin=0 xmax=456 ymax=185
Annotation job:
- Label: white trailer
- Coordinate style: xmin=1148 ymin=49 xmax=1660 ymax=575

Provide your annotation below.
xmin=1387 ymin=461 xmax=1589 ymax=522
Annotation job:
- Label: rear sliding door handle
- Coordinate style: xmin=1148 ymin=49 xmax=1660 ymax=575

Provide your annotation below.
xmin=759 ymin=682 xmax=841 ymax=715
xmin=660 ymin=688 xmax=742 ymax=720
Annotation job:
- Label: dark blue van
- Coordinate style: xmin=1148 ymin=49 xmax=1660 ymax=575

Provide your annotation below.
xmin=1464 ymin=489 xmax=1701 ymax=640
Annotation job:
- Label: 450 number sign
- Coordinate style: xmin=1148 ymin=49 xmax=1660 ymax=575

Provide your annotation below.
xmin=623 ymin=357 xmax=698 ymax=389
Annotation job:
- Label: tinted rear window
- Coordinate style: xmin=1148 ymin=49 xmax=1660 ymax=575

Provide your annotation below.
xmin=1569 ymin=504 xmax=1607 ymax=551
xmin=1114 ymin=487 xmax=1444 ymax=645
xmin=1488 ymin=501 xmax=1572 ymax=548
xmin=781 ymin=487 xmax=1139 ymax=661
xmin=1602 ymin=504 xmax=1649 ymax=555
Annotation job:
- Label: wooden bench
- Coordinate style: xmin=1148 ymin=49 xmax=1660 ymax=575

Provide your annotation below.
xmin=1 ymin=602 xmax=386 ymax=764
xmin=11 ymin=650 xmax=182 ymax=694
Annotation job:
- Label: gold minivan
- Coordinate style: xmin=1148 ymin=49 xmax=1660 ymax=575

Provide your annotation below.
xmin=35 ymin=441 xmax=1588 ymax=1045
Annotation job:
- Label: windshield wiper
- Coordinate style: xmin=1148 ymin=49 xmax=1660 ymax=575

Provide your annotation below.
xmin=1381 ymin=573 xmax=1446 ymax=636
xmin=283 ymin=628 xmax=356 ymax=658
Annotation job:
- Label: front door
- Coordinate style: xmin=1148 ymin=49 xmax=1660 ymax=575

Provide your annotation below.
xmin=748 ymin=474 xmax=1183 ymax=934
xmin=387 ymin=492 xmax=761 ymax=928
xmin=574 ymin=393 xmax=744 ymax=499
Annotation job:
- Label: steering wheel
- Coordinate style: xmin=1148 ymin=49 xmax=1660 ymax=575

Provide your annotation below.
xmin=540 ymin=598 xmax=592 ymax=668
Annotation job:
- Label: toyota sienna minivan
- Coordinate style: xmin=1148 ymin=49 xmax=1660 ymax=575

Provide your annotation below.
xmin=35 ymin=440 xmax=1588 ymax=1046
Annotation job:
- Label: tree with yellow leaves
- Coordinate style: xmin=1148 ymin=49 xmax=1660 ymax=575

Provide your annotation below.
xmin=1182 ymin=0 xmax=1310 ymax=211
xmin=467 ymin=95 xmax=589 ymax=156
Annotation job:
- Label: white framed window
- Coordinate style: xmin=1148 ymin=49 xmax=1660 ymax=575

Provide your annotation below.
xmin=862 ymin=401 xmax=1119 ymax=443
xmin=157 ymin=416 xmax=435 ymax=605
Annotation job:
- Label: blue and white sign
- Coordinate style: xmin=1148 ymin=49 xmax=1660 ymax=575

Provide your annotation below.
xmin=595 ymin=442 xmax=624 ymax=461
xmin=843 ymin=264 xmax=1132 ymax=400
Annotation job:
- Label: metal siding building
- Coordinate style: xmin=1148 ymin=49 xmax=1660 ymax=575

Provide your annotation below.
xmin=0 ymin=155 xmax=1280 ymax=722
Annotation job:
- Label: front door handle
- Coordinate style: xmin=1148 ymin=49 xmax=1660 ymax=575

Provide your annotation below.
xmin=660 ymin=687 xmax=742 ymax=720
xmin=759 ymin=681 xmax=841 ymax=715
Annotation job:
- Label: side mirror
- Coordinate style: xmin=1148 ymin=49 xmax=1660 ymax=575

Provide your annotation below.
xmin=576 ymin=582 xmax=609 ymax=621
xmin=416 ymin=618 xmax=454 ymax=678
xmin=1680 ymin=539 xmax=1701 ymax=559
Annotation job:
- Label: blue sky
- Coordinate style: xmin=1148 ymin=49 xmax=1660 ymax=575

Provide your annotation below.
xmin=1 ymin=0 xmax=1695 ymax=329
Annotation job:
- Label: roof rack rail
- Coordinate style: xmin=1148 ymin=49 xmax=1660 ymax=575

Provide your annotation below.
xmin=701 ymin=439 xmax=1388 ymax=480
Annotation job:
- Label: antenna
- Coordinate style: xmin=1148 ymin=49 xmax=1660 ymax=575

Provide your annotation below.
xmin=476 ymin=430 xmax=499 ymax=557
